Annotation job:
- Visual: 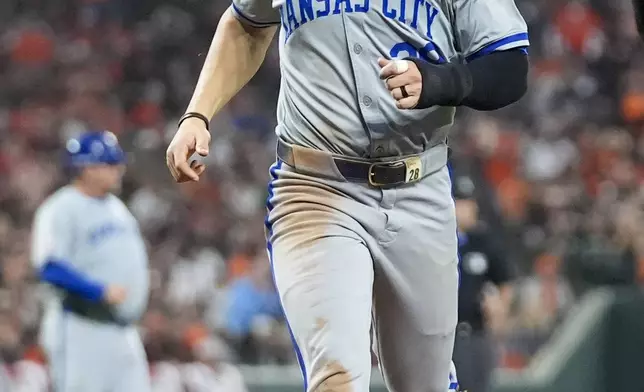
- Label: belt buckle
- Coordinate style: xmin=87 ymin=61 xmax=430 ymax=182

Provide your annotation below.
xmin=368 ymin=156 xmax=423 ymax=187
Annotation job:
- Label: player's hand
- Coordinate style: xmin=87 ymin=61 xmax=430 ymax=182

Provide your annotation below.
xmin=166 ymin=117 xmax=210 ymax=183
xmin=378 ymin=58 xmax=422 ymax=110
xmin=103 ymin=285 xmax=127 ymax=305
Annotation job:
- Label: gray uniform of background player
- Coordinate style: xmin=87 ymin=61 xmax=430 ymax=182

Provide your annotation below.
xmin=231 ymin=0 xmax=528 ymax=391
xmin=31 ymin=186 xmax=150 ymax=392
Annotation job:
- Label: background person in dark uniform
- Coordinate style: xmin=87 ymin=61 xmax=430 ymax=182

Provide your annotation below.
xmin=452 ymin=175 xmax=515 ymax=392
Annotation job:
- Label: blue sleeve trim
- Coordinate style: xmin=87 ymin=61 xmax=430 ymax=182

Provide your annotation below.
xmin=231 ymin=3 xmax=281 ymax=27
xmin=40 ymin=259 xmax=105 ymax=302
xmin=466 ymin=32 xmax=530 ymax=62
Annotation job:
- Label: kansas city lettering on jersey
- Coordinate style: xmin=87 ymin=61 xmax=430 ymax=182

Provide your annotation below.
xmin=280 ymin=0 xmax=440 ymax=41
xmin=88 ymin=222 xmax=125 ymax=245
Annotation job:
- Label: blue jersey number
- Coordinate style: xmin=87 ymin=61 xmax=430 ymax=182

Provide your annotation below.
xmin=389 ymin=42 xmax=446 ymax=64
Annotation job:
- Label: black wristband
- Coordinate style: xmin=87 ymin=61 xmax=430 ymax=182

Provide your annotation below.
xmin=405 ymin=58 xmax=473 ymax=109
xmin=178 ymin=112 xmax=210 ymax=131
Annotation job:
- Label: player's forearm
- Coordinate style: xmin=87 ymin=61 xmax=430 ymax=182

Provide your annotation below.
xmin=39 ymin=260 xmax=105 ymax=302
xmin=185 ymin=8 xmax=278 ymax=119
xmin=409 ymin=49 xmax=528 ymax=111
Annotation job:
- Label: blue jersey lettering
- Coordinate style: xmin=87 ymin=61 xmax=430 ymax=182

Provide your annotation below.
xmin=282 ymin=0 xmax=439 ymax=42
xmin=333 ymin=0 xmax=353 ymax=14
xmin=300 ymin=0 xmax=315 ymax=23
xmin=316 ymin=0 xmax=331 ymax=17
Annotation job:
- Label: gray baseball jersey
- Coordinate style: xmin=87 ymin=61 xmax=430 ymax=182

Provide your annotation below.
xmin=31 ymin=186 xmax=150 ymax=392
xmin=228 ymin=1 xmax=528 ymax=391
xmin=232 ymin=0 xmax=528 ymax=157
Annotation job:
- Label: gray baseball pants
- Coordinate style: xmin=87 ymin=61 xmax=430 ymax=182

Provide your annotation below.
xmin=42 ymin=312 xmax=150 ymax=392
xmin=265 ymin=141 xmax=459 ymax=392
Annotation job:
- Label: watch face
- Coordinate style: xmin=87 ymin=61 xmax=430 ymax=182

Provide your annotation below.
xmin=463 ymin=252 xmax=488 ymax=275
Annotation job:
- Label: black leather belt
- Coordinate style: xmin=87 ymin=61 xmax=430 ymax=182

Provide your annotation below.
xmin=63 ymin=295 xmax=128 ymax=326
xmin=276 ymin=139 xmax=424 ymax=187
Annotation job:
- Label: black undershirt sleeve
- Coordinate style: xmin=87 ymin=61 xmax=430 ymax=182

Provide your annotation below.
xmin=406 ymin=49 xmax=529 ymax=111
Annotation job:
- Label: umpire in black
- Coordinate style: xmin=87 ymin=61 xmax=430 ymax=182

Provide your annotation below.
xmin=451 ymin=174 xmax=515 ymax=392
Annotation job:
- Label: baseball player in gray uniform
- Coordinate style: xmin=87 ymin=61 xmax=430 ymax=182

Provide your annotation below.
xmin=166 ymin=0 xmax=529 ymax=391
xmin=31 ymin=130 xmax=151 ymax=392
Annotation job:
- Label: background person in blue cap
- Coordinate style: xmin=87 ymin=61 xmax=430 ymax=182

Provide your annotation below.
xmin=452 ymin=174 xmax=516 ymax=392
xmin=29 ymin=130 xmax=151 ymax=392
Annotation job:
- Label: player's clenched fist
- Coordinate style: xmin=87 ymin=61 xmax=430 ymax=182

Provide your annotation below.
xmin=378 ymin=58 xmax=422 ymax=110
xmin=166 ymin=116 xmax=210 ymax=183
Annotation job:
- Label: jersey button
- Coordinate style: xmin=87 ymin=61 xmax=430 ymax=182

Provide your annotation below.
xmin=353 ymin=44 xmax=363 ymax=54
xmin=362 ymin=95 xmax=372 ymax=106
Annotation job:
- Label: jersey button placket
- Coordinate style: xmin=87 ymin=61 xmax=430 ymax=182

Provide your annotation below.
xmin=350 ymin=41 xmax=371 ymax=109
xmin=344 ymin=13 xmax=383 ymax=155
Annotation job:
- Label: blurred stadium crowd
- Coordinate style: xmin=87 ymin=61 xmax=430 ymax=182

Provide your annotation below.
xmin=0 ymin=0 xmax=644 ymax=390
